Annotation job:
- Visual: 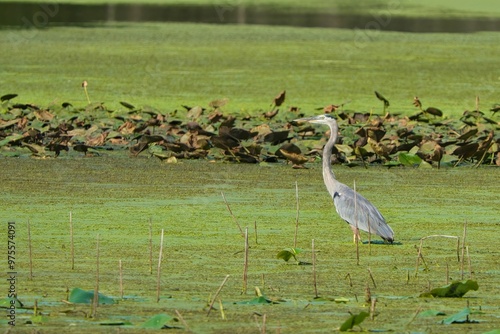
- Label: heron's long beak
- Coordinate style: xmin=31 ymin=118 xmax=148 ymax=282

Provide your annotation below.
xmin=292 ymin=116 xmax=323 ymax=124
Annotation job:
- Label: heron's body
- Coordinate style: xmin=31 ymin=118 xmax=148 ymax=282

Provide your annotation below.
xmin=295 ymin=115 xmax=394 ymax=243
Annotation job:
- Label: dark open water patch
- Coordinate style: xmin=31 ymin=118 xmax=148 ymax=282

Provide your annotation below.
xmin=1 ymin=2 xmax=500 ymax=32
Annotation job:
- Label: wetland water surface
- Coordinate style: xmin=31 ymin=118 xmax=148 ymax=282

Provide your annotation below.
xmin=1 ymin=2 xmax=500 ymax=32
xmin=0 ymin=156 xmax=499 ymax=332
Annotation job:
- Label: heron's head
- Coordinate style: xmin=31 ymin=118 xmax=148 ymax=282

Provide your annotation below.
xmin=293 ymin=114 xmax=336 ymax=125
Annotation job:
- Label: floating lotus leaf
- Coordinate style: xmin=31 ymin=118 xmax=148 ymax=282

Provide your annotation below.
xmin=276 ymin=247 xmax=302 ymax=262
xmin=0 ymin=297 xmax=23 ymax=308
xmin=375 ymin=91 xmax=389 ymax=107
xmin=0 ymin=119 xmax=18 ymax=130
xmin=272 ymin=90 xmax=286 ymax=107
xmin=0 ymin=134 xmax=23 ymax=147
xmin=418 ymin=309 xmax=446 ymax=317
xmin=339 ymin=311 xmax=369 ymax=332
xmin=1 ymin=93 xmax=18 ymax=102
xmin=0 ymin=94 xmax=498 ymax=166
xmin=68 ymin=288 xmax=115 ymax=304
xmin=235 ymin=295 xmax=278 ymax=305
xmin=119 ymin=101 xmax=135 ymax=110
xmin=425 ymin=107 xmax=443 ymax=116
xmin=420 ymin=280 xmax=479 ymax=298
xmin=441 ymin=307 xmax=478 ymax=324
xmin=141 ymin=314 xmax=177 ymax=329
xmin=398 ymin=152 xmax=422 ymax=167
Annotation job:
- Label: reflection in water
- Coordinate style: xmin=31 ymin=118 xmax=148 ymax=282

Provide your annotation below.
xmin=0 ymin=3 xmax=499 ymax=33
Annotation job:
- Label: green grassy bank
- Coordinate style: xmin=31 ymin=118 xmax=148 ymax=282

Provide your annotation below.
xmin=2 ymin=22 xmax=499 ymax=116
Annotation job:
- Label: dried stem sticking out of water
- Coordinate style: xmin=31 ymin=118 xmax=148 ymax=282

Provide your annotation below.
xmin=294 ymin=181 xmax=299 ymax=248
xmin=156 ymin=229 xmax=164 ymax=303
xmin=466 ymin=246 xmax=472 ymax=279
xmin=406 ymin=306 xmax=422 ymax=327
xmin=149 ymin=218 xmax=153 ymax=275
xmin=367 ymin=214 xmax=371 ymax=255
xmin=254 ymin=313 xmax=267 ymax=334
xmin=365 ymin=282 xmax=371 ymax=303
xmin=367 ymin=267 xmax=377 ymax=289
xmin=312 ymin=239 xmax=318 ymax=298
xmin=254 ymin=220 xmax=258 ymax=245
xmin=345 ymin=273 xmax=353 ymax=287
xmin=82 ymin=80 xmax=91 ymax=104
xmin=370 ymin=297 xmax=377 ymax=320
xmin=70 ymin=212 xmax=74 ymax=270
xmin=92 ymin=234 xmax=100 ymax=318
xmin=415 ymin=235 xmax=459 ymax=278
xmin=175 ymin=310 xmax=192 ymax=332
xmin=221 ymin=192 xmax=244 ymax=237
xmin=243 ymin=227 xmax=249 ymax=294
xmin=27 ymin=219 xmax=33 ymax=280
xmin=218 ymin=298 xmax=226 ymax=320
xmin=207 ymin=275 xmax=230 ymax=316
xmin=461 ymin=220 xmax=468 ymax=280
xmin=119 ymin=259 xmax=124 ymax=299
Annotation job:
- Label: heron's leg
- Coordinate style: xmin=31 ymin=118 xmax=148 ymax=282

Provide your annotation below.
xmin=350 ymin=225 xmax=361 ymax=244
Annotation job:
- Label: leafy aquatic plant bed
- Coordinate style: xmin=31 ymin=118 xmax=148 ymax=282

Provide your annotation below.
xmin=0 ymin=156 xmax=499 ymax=332
xmin=0 ymin=94 xmax=498 ymax=167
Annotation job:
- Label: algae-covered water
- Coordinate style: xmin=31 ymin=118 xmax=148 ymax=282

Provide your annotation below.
xmin=0 ymin=155 xmax=498 ymax=332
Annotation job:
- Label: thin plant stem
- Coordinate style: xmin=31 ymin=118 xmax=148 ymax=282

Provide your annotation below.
xmin=466 ymin=246 xmax=472 ymax=279
xmin=312 ymin=239 xmax=318 ymax=298
xmin=367 ymin=267 xmax=377 ymax=289
xmin=92 ymin=234 xmax=100 ymax=318
xmin=218 ymin=298 xmax=226 ymax=320
xmin=370 ymin=297 xmax=377 ymax=320
xmin=367 ymin=214 xmax=371 ymax=254
xmin=345 ymin=273 xmax=353 ymax=287
xmin=82 ymin=81 xmax=91 ymax=104
xmin=119 ymin=259 xmax=124 ymax=299
xmin=70 ymin=211 xmax=74 ymax=270
xmin=415 ymin=235 xmax=459 ymax=277
xmin=221 ymin=192 xmax=244 ymax=237
xmin=294 ymin=181 xmax=299 ymax=248
xmin=149 ymin=218 xmax=153 ymax=275
xmin=461 ymin=220 xmax=467 ymax=280
xmin=175 ymin=310 xmax=192 ymax=332
xmin=207 ymin=275 xmax=230 ymax=316
xmin=27 ymin=219 xmax=33 ymax=280
xmin=406 ymin=306 xmax=422 ymax=326
xmin=243 ymin=227 xmax=249 ymax=294
xmin=156 ymin=229 xmax=164 ymax=303
xmin=254 ymin=220 xmax=258 ymax=245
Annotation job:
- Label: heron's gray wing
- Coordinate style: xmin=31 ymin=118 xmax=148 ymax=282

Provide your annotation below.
xmin=332 ymin=183 xmax=394 ymax=241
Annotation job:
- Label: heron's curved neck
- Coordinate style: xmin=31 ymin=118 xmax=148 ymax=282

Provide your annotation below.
xmin=322 ymin=121 xmax=338 ymax=182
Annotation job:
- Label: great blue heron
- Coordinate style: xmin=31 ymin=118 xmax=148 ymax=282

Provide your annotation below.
xmin=294 ymin=115 xmax=394 ymax=243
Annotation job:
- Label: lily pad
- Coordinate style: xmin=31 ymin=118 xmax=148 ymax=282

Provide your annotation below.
xmin=340 ymin=311 xmax=369 ymax=331
xmin=276 ymin=247 xmax=303 ymax=262
xmin=420 ymin=280 xmax=479 ymax=298
xmin=235 ymin=295 xmax=276 ymax=305
xmin=441 ymin=307 xmax=478 ymax=325
xmin=398 ymin=152 xmax=422 ymax=167
xmin=0 ymin=297 xmax=23 ymax=308
xmin=141 ymin=314 xmax=177 ymax=329
xmin=418 ymin=309 xmax=446 ymax=317
xmin=68 ymin=288 xmax=115 ymax=305
xmin=0 ymin=134 xmax=23 ymax=147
